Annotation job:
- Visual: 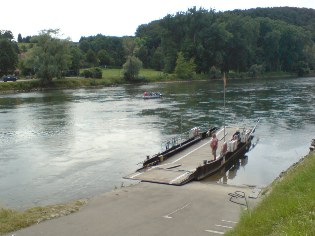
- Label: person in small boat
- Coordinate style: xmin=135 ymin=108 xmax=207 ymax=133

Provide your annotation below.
xmin=210 ymin=133 xmax=218 ymax=160
xmin=143 ymin=91 xmax=148 ymax=96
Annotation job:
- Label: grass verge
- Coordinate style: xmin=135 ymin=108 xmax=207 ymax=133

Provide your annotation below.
xmin=1 ymin=69 xmax=309 ymax=93
xmin=226 ymin=152 xmax=315 ymax=236
xmin=0 ymin=200 xmax=86 ymax=235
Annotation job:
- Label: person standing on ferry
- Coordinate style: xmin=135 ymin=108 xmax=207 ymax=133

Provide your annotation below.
xmin=210 ymin=133 xmax=218 ymax=160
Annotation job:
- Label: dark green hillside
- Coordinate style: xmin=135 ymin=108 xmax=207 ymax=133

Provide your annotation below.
xmin=232 ymin=7 xmax=315 ymax=39
xmin=135 ymin=7 xmax=315 ymax=76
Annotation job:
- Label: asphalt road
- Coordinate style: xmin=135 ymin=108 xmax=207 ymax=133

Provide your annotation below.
xmin=6 ymin=182 xmax=261 ymax=236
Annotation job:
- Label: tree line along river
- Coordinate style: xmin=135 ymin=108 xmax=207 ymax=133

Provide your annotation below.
xmin=0 ymin=77 xmax=314 ymax=209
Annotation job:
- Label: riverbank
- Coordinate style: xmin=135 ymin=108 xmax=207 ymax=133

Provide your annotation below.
xmin=226 ymin=150 xmax=315 ymax=235
xmin=1 ymin=69 xmax=311 ymax=93
xmin=0 ymin=200 xmax=86 ymax=235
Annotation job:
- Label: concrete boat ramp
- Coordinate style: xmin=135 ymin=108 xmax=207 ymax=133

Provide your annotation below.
xmin=6 ymin=182 xmax=262 ymax=236
xmin=125 ymin=127 xmax=236 ymax=185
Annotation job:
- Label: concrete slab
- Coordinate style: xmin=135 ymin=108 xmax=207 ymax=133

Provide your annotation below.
xmin=6 ymin=182 xmax=261 ymax=236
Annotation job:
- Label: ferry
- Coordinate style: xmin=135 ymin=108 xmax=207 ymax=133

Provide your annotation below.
xmin=125 ymin=120 xmax=259 ymax=185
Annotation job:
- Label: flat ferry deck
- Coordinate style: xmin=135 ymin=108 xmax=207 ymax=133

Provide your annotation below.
xmin=125 ymin=127 xmax=238 ymax=185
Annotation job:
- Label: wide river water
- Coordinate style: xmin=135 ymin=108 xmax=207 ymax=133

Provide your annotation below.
xmin=0 ymin=77 xmax=314 ymax=209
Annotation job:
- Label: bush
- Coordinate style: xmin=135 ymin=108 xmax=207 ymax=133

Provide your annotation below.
xmin=209 ymin=66 xmax=221 ymax=79
xmin=248 ymin=64 xmax=265 ymax=78
xmin=80 ymin=68 xmax=102 ymax=79
xmin=295 ymin=61 xmax=310 ymax=76
xmin=174 ymin=52 xmax=196 ymax=80
xmin=123 ymin=56 xmax=143 ymax=80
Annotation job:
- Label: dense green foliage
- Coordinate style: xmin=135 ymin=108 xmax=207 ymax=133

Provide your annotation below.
xmin=0 ymin=30 xmax=18 ymax=77
xmin=79 ymin=35 xmax=125 ymax=67
xmin=135 ymin=7 xmax=315 ymax=75
xmin=20 ymin=30 xmax=71 ymax=84
xmin=81 ymin=67 xmax=102 ymax=79
xmin=226 ymin=152 xmax=315 ymax=236
xmin=233 ymin=7 xmax=315 ymax=40
xmin=122 ymin=56 xmax=143 ymax=80
xmin=174 ymin=52 xmax=196 ymax=79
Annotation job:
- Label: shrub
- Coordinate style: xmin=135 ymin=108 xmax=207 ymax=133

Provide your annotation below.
xmin=80 ymin=68 xmax=102 ymax=79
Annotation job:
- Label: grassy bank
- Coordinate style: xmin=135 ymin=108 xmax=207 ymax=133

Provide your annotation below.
xmin=226 ymin=152 xmax=315 ymax=236
xmin=0 ymin=68 xmax=170 ymax=92
xmin=0 ymin=200 xmax=85 ymax=235
xmin=1 ymin=68 xmax=307 ymax=93
xmin=0 ymin=76 xmax=125 ymax=93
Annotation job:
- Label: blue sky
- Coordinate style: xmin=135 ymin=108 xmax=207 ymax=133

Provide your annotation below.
xmin=2 ymin=0 xmax=315 ymax=42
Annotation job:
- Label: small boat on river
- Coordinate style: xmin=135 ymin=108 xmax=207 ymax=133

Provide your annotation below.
xmin=143 ymin=91 xmax=162 ymax=99
xmin=125 ymin=120 xmax=259 ymax=185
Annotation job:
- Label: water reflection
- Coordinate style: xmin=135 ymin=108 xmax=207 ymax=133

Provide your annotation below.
xmin=205 ymin=155 xmax=249 ymax=185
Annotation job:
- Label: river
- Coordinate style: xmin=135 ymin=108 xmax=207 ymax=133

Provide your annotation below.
xmin=0 ymin=77 xmax=314 ymax=209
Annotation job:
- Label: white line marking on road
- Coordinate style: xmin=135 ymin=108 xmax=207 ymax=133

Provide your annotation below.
xmin=170 ymin=140 xmax=212 ymax=163
xmin=163 ymin=202 xmax=191 ymax=219
xmin=217 ymin=127 xmax=225 ymax=136
xmin=205 ymin=229 xmax=224 ymax=234
xmin=169 ymin=172 xmax=190 ymax=184
xmin=128 ymin=172 xmax=143 ymax=178
xmin=215 ymin=224 xmax=233 ymax=229
xmin=221 ymin=219 xmax=238 ymax=224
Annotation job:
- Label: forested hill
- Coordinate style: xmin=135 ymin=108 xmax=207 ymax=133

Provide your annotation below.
xmin=134 ymin=6 xmax=314 ymax=76
xmin=232 ymin=7 xmax=315 ymax=39
xmin=11 ymin=7 xmax=314 ymax=80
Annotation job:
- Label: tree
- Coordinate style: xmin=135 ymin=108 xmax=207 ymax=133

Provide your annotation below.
xmin=122 ymin=37 xmax=138 ymax=56
xmin=69 ymin=45 xmax=84 ymax=76
xmin=79 ymin=35 xmax=126 ymax=67
xmin=21 ymin=29 xmax=71 ymax=83
xmin=122 ymin=56 xmax=142 ymax=80
xmin=97 ymin=49 xmax=111 ymax=67
xmin=224 ymin=15 xmax=259 ymax=73
xmin=18 ymin=33 xmax=22 ymax=43
xmin=0 ymin=30 xmax=14 ymax=41
xmin=0 ymin=31 xmax=18 ymax=76
xmin=151 ymin=46 xmax=164 ymax=71
xmin=85 ymin=49 xmax=99 ymax=67
xmin=174 ymin=52 xmax=196 ymax=80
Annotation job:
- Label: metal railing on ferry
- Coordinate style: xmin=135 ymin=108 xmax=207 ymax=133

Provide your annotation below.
xmin=160 ymin=123 xmax=213 ymax=152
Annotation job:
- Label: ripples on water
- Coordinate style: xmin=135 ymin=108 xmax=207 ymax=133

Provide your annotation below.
xmin=0 ymin=77 xmax=314 ymax=209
